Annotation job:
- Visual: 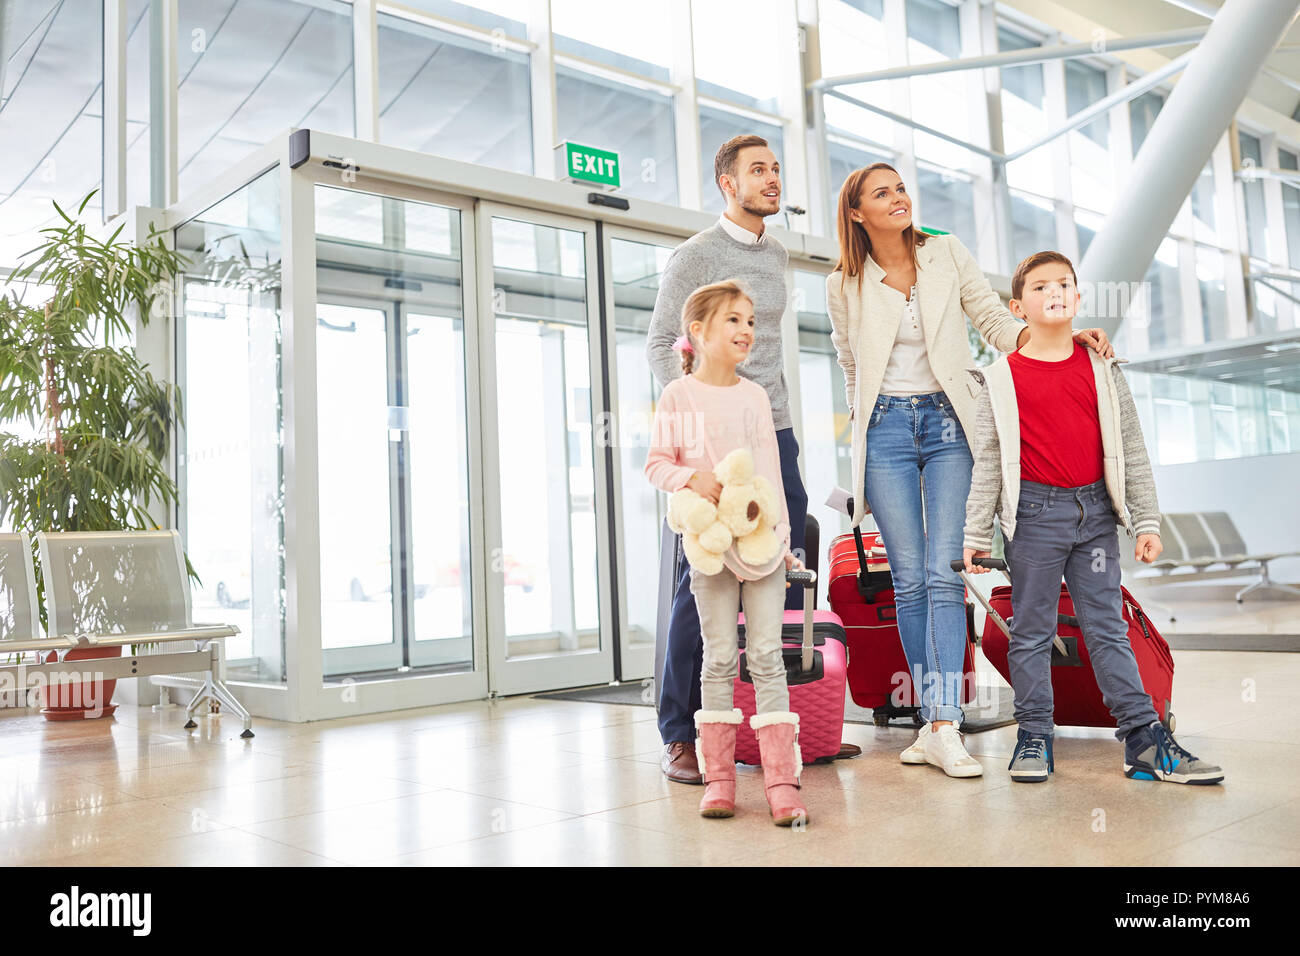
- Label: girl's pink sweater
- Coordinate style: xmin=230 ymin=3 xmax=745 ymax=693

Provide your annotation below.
xmin=644 ymin=374 xmax=790 ymax=580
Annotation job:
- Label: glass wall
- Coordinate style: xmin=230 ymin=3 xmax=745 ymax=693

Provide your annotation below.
xmin=174 ymin=169 xmax=284 ymax=684
xmin=177 ymin=0 xmax=355 ymax=197
xmin=0 ymin=0 xmax=103 ymax=265
xmin=552 ymin=0 xmax=671 ymax=80
xmin=376 ymin=13 xmax=532 ymax=175
xmin=692 ymin=0 xmax=783 ymax=112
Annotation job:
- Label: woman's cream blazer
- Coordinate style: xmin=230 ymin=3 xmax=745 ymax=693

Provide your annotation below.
xmin=826 ymin=234 xmax=1024 ymax=527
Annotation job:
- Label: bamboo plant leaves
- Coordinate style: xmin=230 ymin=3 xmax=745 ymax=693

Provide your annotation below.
xmin=0 ymin=190 xmax=186 ymax=549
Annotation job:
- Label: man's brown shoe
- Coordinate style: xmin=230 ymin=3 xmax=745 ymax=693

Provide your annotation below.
xmin=661 ymin=741 xmax=703 ymax=784
xmin=836 ymin=742 xmax=863 ymax=759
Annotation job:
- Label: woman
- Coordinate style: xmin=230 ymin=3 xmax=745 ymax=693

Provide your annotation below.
xmin=826 ymin=163 xmax=1112 ymax=777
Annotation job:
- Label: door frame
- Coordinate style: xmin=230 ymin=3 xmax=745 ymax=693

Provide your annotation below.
xmin=294 ymin=170 xmax=491 ymax=718
xmin=598 ymin=222 xmax=685 ymax=682
xmin=475 ymin=201 xmax=617 ymax=696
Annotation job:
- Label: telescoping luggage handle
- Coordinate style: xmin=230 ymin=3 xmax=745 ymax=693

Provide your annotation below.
xmin=948 ymin=558 xmax=1069 ymax=658
xmin=787 ymin=568 xmax=817 ymax=673
xmin=842 ymin=499 xmax=891 ymax=602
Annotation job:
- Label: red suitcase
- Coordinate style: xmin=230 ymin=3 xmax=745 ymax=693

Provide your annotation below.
xmin=829 ymin=524 xmax=977 ymax=726
xmin=734 ymin=571 xmax=848 ymax=765
xmin=955 ymin=558 xmax=1175 ymax=730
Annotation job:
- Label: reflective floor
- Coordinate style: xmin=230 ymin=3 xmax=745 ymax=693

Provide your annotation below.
xmin=1 ymin=646 xmax=1298 ymax=866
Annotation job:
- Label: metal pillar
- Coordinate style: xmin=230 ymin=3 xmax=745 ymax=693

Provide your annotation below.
xmin=1078 ymin=0 xmax=1300 ymax=337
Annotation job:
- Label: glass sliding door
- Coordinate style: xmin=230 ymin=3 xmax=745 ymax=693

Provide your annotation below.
xmin=601 ymin=227 xmax=679 ymax=681
xmin=478 ymin=206 xmax=614 ymax=694
xmin=313 ymin=184 xmax=475 ymax=678
xmin=315 ymin=299 xmax=400 ymax=673
xmin=175 ymin=169 xmax=285 ymax=685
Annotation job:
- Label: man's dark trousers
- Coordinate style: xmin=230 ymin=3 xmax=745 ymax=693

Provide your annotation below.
xmin=657 ymin=428 xmax=809 ymax=744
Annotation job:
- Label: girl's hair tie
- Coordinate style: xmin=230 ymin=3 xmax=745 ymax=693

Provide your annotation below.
xmin=671 ymin=334 xmax=693 ymax=353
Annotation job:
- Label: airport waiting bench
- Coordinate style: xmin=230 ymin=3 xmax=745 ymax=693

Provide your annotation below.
xmin=1121 ymin=512 xmax=1300 ymax=603
xmin=0 ymin=530 xmax=253 ymax=737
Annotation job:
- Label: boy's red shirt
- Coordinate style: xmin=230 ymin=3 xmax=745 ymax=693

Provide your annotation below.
xmin=1007 ymin=342 xmax=1104 ymax=489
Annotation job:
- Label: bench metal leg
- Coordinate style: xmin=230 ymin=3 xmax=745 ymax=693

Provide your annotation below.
xmin=1236 ymin=561 xmax=1300 ymax=603
xmin=183 ymin=650 xmax=254 ymax=737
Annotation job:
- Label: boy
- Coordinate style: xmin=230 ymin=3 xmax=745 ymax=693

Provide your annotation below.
xmin=961 ymin=251 xmax=1223 ymax=786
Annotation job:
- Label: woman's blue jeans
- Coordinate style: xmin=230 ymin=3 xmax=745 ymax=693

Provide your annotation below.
xmin=863 ymin=392 xmax=972 ymax=724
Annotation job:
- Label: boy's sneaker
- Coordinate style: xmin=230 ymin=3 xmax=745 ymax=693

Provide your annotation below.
xmin=1008 ymin=728 xmax=1054 ymax=783
xmin=923 ymin=724 xmax=984 ymax=778
xmin=900 ymin=723 xmax=931 ymax=764
xmin=1123 ymin=722 xmax=1224 ymax=785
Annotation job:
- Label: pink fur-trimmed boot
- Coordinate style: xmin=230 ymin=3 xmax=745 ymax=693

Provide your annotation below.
xmin=694 ymin=709 xmax=744 ymax=818
xmin=751 ymin=711 xmax=809 ymax=827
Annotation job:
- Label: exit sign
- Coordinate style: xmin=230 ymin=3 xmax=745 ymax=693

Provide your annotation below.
xmin=918 ymin=225 xmax=950 ymax=236
xmin=559 ymin=142 xmax=621 ymax=188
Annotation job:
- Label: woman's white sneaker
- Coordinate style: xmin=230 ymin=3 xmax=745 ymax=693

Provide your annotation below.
xmin=924 ymin=724 xmax=984 ymax=778
xmin=900 ymin=723 xmax=931 ymax=764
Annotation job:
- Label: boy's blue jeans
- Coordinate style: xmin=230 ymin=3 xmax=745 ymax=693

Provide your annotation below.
xmin=863 ymin=392 xmax=971 ymax=724
xmin=1003 ymin=478 xmax=1159 ymax=740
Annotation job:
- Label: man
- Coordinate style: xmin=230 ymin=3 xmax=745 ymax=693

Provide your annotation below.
xmin=648 ymin=135 xmax=853 ymax=783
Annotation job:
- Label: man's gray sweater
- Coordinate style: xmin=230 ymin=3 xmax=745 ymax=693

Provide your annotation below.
xmin=645 ymin=224 xmax=792 ymax=430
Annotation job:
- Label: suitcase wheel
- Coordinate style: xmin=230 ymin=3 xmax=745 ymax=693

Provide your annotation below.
xmin=912 ymin=712 xmax=924 ymax=728
xmin=872 ymin=712 xmax=890 ymax=727
xmin=1162 ymin=710 xmax=1176 ymax=734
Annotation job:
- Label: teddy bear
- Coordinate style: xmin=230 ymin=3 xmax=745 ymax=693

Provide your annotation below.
xmin=666 ymin=448 xmax=783 ymax=575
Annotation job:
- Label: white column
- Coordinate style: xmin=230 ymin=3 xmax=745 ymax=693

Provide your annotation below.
xmin=801 ymin=0 xmax=833 ymax=239
xmin=149 ymin=0 xmax=178 ymax=206
xmin=1224 ymin=123 xmax=1252 ymax=340
xmin=976 ymin=0 xmax=1014 ymax=274
xmin=1260 ymin=132 xmax=1293 ymax=329
xmin=353 ymin=0 xmax=380 ymax=142
xmin=1177 ymin=239 xmax=1205 ymax=347
xmin=528 ymin=1 xmax=558 ymax=179
xmin=669 ymin=0 xmax=702 ymax=210
xmin=881 ymin=0 xmax=917 ymax=207
xmin=1106 ymin=65 xmax=1131 ymax=169
xmin=103 ymin=0 xmax=127 ymax=219
xmin=1042 ymin=34 xmax=1075 ymax=264
xmin=1077 ymin=0 xmax=1300 ymax=336
xmin=777 ymin=0 xmax=811 ymax=233
xmin=959 ymin=0 xmax=998 ymax=271
xmin=279 ymin=156 xmax=322 ymax=721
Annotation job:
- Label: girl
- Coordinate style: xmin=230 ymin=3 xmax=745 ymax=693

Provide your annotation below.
xmin=826 ymin=162 xmax=1112 ymax=777
xmin=644 ymin=280 xmax=808 ymax=826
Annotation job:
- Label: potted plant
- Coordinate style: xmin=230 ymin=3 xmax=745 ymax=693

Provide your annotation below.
xmin=0 ymin=192 xmax=186 ymax=719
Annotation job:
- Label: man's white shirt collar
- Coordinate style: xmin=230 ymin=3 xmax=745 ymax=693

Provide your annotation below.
xmin=718 ymin=213 xmax=765 ymax=245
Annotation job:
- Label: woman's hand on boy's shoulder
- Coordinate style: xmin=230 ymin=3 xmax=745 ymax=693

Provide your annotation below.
xmin=1135 ymin=533 xmax=1163 ymax=564
xmin=1072 ymin=327 xmax=1115 ymax=359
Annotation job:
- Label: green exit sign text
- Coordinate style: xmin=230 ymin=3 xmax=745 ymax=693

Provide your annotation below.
xmin=560 ymin=142 xmax=621 ymax=188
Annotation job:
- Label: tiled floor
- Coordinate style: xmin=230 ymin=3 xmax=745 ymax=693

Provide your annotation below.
xmin=2 ymin=647 xmax=1298 ymax=866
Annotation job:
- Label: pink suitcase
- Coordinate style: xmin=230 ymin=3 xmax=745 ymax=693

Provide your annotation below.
xmin=733 ymin=570 xmax=849 ymax=765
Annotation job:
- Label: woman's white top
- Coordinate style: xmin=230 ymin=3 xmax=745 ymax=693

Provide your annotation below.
xmin=878 ymin=284 xmax=944 ymax=396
